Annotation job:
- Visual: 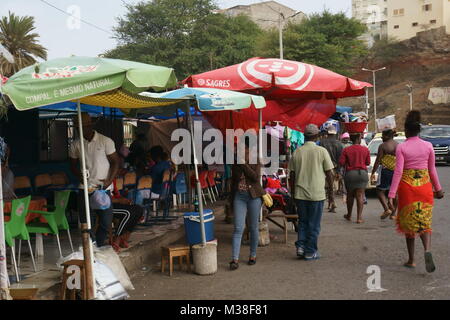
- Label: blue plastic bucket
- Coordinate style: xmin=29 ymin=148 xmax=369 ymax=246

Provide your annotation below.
xmin=183 ymin=209 xmax=215 ymax=245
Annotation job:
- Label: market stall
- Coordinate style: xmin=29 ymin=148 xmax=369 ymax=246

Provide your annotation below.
xmin=0 ymin=59 xmax=267 ymax=297
xmin=0 ymin=56 xmax=183 ymax=299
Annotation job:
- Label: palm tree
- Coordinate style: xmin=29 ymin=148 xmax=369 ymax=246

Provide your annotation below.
xmin=0 ymin=11 xmax=48 ymax=77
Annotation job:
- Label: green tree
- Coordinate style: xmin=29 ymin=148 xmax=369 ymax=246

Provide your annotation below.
xmin=0 ymin=11 xmax=47 ymax=77
xmin=256 ymin=11 xmax=368 ymax=76
xmin=105 ymin=0 xmax=262 ymax=79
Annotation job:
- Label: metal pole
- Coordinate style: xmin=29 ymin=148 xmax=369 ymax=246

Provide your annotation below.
xmin=76 ymin=101 xmax=96 ymax=299
xmin=279 ymin=13 xmax=284 ymax=60
xmin=0 ymin=161 xmax=12 ymax=300
xmin=258 ymin=109 xmax=263 ymax=222
xmin=188 ymin=110 xmax=206 ymax=246
xmin=410 ymin=92 xmax=413 ymax=111
xmin=407 ymin=84 xmax=413 ymax=111
xmin=362 ymin=67 xmax=385 ymax=132
xmin=373 ymin=71 xmax=377 ymax=133
xmin=365 ymin=88 xmax=370 ymax=133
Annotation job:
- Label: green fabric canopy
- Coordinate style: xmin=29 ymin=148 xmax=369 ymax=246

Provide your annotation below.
xmin=0 ymin=56 xmax=178 ymax=110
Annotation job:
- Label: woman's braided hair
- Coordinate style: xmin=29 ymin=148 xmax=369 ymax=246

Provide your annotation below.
xmin=404 ymin=110 xmax=421 ymax=136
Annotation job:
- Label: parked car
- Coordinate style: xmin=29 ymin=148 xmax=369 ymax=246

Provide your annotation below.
xmin=364 ymin=132 xmax=376 ymax=145
xmin=420 ymin=124 xmax=450 ymax=165
xmin=366 ymin=132 xmax=406 ymax=189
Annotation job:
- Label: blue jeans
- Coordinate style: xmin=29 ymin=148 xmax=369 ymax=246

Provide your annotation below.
xmin=232 ymin=191 xmax=262 ymax=260
xmin=78 ymin=191 xmax=113 ymax=247
xmin=295 ymin=199 xmax=324 ymax=255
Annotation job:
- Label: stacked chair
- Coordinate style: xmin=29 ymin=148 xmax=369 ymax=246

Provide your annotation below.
xmin=13 ymin=176 xmax=33 ymax=197
xmin=145 ymin=169 xmax=178 ymax=225
xmin=27 ymin=190 xmax=75 ymax=257
xmin=4 ymin=196 xmax=37 ymax=282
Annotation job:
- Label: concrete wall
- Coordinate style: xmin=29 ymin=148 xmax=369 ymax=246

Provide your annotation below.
xmin=387 ymin=0 xmax=449 ymax=41
xmin=353 ymin=0 xmax=388 ymax=23
xmin=352 ymin=0 xmax=389 ymax=46
xmin=222 ymin=1 xmax=305 ymax=30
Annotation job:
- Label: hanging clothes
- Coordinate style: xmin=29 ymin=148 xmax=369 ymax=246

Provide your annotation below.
xmin=289 ymin=129 xmax=304 ymax=153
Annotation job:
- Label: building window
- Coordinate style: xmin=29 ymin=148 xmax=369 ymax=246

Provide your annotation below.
xmin=430 ymin=20 xmax=437 ymax=24
xmin=412 ymin=22 xmax=418 ymax=27
xmin=393 ymin=8 xmax=404 ymax=16
xmin=423 ymin=4 xmax=432 ymax=11
xmin=394 ymin=25 xmax=399 ymax=29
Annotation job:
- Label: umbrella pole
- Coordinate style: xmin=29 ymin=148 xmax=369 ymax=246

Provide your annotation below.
xmin=184 ymin=112 xmax=193 ymax=210
xmin=258 ymin=109 xmax=263 ymax=222
xmin=177 ymin=107 xmax=189 ymax=209
xmin=0 ymin=162 xmax=12 ymax=300
xmin=188 ymin=111 xmax=206 ymax=246
xmin=77 ymin=101 xmax=96 ymax=300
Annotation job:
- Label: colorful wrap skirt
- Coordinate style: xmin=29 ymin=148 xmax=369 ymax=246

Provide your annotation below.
xmin=397 ymin=169 xmax=434 ymax=238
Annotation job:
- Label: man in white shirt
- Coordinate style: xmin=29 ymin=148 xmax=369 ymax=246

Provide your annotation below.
xmin=70 ymin=113 xmax=119 ymax=247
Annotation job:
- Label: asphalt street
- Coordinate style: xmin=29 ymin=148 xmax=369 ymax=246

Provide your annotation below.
xmin=130 ymin=166 xmax=450 ymax=300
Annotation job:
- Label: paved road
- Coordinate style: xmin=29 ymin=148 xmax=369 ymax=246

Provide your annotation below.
xmin=130 ymin=166 xmax=450 ymax=300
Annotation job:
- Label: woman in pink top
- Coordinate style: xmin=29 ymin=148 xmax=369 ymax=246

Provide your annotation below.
xmin=388 ymin=111 xmax=444 ymax=272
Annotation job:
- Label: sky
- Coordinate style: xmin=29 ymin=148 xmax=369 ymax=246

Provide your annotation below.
xmin=1 ymin=0 xmax=351 ymax=59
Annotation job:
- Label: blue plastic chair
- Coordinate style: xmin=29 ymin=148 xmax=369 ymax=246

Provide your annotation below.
xmin=174 ymin=172 xmax=187 ymax=205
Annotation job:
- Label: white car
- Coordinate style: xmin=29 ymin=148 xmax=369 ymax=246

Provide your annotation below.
xmin=366 ymin=133 xmax=406 ymax=189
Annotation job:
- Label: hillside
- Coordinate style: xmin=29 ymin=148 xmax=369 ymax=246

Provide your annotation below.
xmin=340 ymin=27 xmax=450 ymax=130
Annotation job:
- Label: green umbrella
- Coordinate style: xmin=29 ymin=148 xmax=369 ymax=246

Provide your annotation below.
xmin=0 ymin=56 xmax=180 ymax=300
xmin=1 ymin=56 xmax=178 ymax=110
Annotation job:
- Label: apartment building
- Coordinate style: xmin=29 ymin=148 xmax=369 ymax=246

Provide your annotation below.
xmin=388 ymin=0 xmax=450 ymax=40
xmin=352 ymin=0 xmax=389 ymax=46
xmin=220 ymin=1 xmax=305 ymax=30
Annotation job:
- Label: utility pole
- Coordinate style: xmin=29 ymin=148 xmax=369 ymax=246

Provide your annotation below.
xmin=259 ymin=3 xmax=303 ymax=60
xmin=406 ymin=83 xmax=413 ymax=111
xmin=279 ymin=11 xmax=284 ymax=59
xmin=362 ymin=67 xmax=386 ymax=132
xmin=365 ymin=87 xmax=370 ymax=132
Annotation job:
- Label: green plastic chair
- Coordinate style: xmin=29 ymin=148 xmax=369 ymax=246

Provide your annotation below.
xmin=27 ymin=190 xmax=74 ymax=257
xmin=4 ymin=195 xmax=37 ymax=282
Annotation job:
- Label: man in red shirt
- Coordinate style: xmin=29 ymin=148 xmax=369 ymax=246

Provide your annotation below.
xmin=339 ymin=133 xmax=370 ymax=223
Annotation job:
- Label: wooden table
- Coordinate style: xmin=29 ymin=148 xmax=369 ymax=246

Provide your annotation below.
xmin=3 ymin=196 xmax=48 ymax=257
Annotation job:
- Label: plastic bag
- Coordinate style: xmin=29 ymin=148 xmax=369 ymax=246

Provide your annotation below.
xmin=94 ymin=245 xmax=135 ymax=291
xmin=89 ymin=190 xmax=111 ymax=210
xmin=94 ymin=261 xmax=129 ymax=300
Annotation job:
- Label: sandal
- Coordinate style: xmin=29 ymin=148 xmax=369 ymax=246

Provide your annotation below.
xmin=111 ymin=242 xmax=121 ymax=253
xmin=248 ymin=257 xmax=256 ymax=266
xmin=403 ymin=262 xmax=416 ymax=268
xmin=229 ymin=260 xmax=239 ymax=271
xmin=380 ymin=209 xmax=392 ymax=220
xmin=343 ymin=214 xmax=351 ymax=221
xmin=119 ymin=236 xmax=130 ymax=249
xmin=425 ymin=252 xmax=436 ymax=273
xmin=356 ymin=219 xmax=364 ymax=224
xmin=329 ymin=204 xmax=337 ymax=213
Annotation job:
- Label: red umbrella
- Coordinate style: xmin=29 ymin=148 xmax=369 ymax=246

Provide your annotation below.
xmin=183 ymin=57 xmax=372 ymax=131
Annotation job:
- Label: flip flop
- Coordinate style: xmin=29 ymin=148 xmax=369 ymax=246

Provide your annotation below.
xmin=343 ymin=214 xmax=351 ymax=221
xmin=380 ymin=210 xmax=392 ymax=220
xmin=403 ymin=262 xmax=416 ymax=268
xmin=425 ymin=252 xmax=436 ymax=273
